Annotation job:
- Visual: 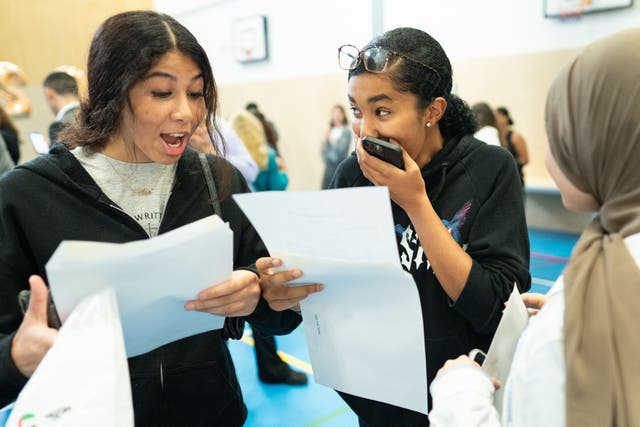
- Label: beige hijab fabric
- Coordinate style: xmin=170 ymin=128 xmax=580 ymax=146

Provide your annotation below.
xmin=545 ymin=28 xmax=640 ymax=426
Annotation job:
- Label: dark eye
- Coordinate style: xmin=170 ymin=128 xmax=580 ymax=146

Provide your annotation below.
xmin=151 ymin=91 xmax=171 ymax=98
xmin=189 ymin=92 xmax=205 ymax=99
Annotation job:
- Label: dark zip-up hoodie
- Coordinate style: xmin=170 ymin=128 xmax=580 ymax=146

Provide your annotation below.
xmin=0 ymin=145 xmax=301 ymax=426
xmin=330 ymin=135 xmax=531 ymax=426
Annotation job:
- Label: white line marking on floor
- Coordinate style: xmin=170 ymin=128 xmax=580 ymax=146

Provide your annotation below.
xmin=532 ymin=277 xmax=556 ymax=287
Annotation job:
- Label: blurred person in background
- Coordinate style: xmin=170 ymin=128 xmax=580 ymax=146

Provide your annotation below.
xmin=321 ymin=104 xmax=352 ymax=189
xmin=472 ymin=102 xmax=500 ymax=146
xmin=234 ymin=110 xmax=289 ymax=193
xmin=245 ymin=103 xmax=289 ymax=192
xmin=188 ymin=117 xmax=259 ymax=188
xmin=496 ymin=106 xmax=529 ymax=188
xmin=42 ymin=71 xmax=80 ymax=146
xmin=246 ymin=101 xmax=279 ymax=153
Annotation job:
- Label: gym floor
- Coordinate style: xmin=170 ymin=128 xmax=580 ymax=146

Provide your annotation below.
xmin=228 ymin=227 xmax=579 ymax=427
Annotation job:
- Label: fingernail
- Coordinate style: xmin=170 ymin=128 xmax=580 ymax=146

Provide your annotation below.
xmin=292 ymin=270 xmax=302 ymax=278
xmin=316 ymin=284 xmax=324 ymax=292
xmin=272 ymin=258 xmax=282 ymax=266
xmin=185 ymin=302 xmax=194 ymax=311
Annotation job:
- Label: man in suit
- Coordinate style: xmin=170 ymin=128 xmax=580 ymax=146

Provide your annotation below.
xmin=42 ymin=71 xmax=80 ymax=147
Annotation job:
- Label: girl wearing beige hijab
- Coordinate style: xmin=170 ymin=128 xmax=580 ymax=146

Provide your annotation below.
xmin=428 ymin=27 xmax=640 ymax=427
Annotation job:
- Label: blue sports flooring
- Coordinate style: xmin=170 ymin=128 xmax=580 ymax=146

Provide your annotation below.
xmin=229 ymin=227 xmax=580 ymax=427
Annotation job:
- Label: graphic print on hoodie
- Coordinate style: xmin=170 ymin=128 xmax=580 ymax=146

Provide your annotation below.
xmin=395 ymin=200 xmax=472 ymax=273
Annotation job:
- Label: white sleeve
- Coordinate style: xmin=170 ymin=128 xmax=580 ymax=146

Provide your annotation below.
xmin=429 ymin=364 xmax=502 ymax=427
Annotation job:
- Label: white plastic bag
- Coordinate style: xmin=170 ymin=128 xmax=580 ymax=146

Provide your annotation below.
xmin=6 ymin=288 xmax=133 ymax=427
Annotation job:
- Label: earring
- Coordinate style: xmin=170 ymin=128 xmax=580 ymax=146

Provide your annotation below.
xmin=425 ymin=122 xmax=432 ymax=128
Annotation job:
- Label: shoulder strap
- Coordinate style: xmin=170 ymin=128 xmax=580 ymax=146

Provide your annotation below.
xmin=198 ymin=152 xmax=246 ymax=341
xmin=198 ymin=152 xmax=222 ymax=217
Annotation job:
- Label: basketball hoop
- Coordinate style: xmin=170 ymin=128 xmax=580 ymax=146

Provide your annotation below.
xmin=557 ymin=0 xmax=591 ymax=20
xmin=546 ymin=0 xmax=633 ymax=20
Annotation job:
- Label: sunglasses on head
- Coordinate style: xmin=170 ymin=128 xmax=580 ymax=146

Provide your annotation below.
xmin=338 ymin=44 xmax=440 ymax=80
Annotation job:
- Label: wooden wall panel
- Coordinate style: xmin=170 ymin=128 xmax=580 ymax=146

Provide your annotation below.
xmin=0 ymin=0 xmax=153 ymax=84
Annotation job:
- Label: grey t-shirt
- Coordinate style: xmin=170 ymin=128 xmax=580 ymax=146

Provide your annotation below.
xmin=72 ymin=147 xmax=177 ymax=237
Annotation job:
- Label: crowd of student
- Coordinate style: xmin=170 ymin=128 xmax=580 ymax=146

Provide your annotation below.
xmin=0 ymin=9 xmax=637 ymax=427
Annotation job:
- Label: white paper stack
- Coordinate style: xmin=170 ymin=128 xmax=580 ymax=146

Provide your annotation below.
xmin=46 ymin=215 xmax=232 ymax=357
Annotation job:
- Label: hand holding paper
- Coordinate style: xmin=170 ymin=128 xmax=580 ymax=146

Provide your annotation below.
xmin=520 ymin=292 xmax=548 ymax=316
xmin=436 ymin=355 xmax=502 ymax=390
xmin=185 ymin=269 xmax=262 ymax=316
xmin=256 ymin=257 xmax=323 ymax=312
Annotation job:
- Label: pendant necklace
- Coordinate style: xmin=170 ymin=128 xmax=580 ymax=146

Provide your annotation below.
xmin=105 ymin=157 xmax=153 ymax=196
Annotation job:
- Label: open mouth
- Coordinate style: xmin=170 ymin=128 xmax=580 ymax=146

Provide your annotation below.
xmin=161 ymin=133 xmax=186 ymax=147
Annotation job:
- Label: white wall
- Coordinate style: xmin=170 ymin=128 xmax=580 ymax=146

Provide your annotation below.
xmin=155 ymin=0 xmax=639 ymax=83
xmin=382 ymin=0 xmax=640 ymax=60
xmin=154 ymin=0 xmax=373 ymax=84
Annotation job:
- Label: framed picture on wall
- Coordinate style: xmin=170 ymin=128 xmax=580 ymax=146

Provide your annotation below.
xmin=231 ymin=15 xmax=269 ymax=63
xmin=544 ymin=0 xmax=633 ymax=17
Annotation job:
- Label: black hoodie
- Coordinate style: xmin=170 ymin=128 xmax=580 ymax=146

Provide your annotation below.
xmin=330 ymin=135 xmax=531 ymax=426
xmin=0 ymin=145 xmax=301 ymax=426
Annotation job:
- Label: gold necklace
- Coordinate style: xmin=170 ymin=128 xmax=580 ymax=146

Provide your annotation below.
xmin=104 ymin=156 xmax=153 ymax=196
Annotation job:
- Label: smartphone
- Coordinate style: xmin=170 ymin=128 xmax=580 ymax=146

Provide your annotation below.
xmin=361 ymin=136 xmax=404 ymax=169
xmin=29 ymin=131 xmax=50 ymax=154
xmin=468 ymin=348 xmax=486 ymax=366
xmin=18 ymin=290 xmax=62 ymax=329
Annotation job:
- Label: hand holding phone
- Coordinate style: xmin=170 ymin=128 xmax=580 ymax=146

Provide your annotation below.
xmin=12 ymin=276 xmax=59 ymax=377
xmin=18 ymin=289 xmax=61 ymax=329
xmin=361 ymin=136 xmax=404 ymax=170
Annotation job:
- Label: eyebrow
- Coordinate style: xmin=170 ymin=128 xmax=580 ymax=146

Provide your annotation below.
xmin=144 ymin=71 xmax=204 ymax=82
xmin=347 ymin=93 xmax=392 ymax=104
xmin=367 ymin=94 xmax=392 ymax=103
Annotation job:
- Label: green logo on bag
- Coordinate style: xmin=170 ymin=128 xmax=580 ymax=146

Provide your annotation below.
xmin=18 ymin=413 xmax=36 ymax=427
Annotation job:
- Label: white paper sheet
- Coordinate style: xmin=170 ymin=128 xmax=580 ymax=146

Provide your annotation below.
xmin=482 ymin=284 xmax=529 ymax=410
xmin=7 ymin=288 xmax=133 ymax=427
xmin=234 ymin=188 xmax=428 ymax=414
xmin=46 ymin=215 xmax=231 ymax=357
xmin=233 ymin=187 xmax=401 ymax=263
